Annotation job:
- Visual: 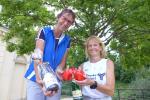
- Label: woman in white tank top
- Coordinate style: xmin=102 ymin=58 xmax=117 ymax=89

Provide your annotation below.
xmin=75 ymin=36 xmax=115 ymax=100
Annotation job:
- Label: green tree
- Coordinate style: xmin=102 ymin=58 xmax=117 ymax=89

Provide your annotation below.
xmin=0 ymin=0 xmax=149 ymax=71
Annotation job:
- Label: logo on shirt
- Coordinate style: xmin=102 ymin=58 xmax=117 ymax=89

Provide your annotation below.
xmin=86 ymin=73 xmax=105 ymax=80
xmin=98 ymin=73 xmax=105 ymax=80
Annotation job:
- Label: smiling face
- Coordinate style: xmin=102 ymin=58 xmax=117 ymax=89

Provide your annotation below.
xmin=85 ymin=36 xmax=106 ymax=59
xmin=56 ymin=13 xmax=74 ymax=32
xmin=87 ymin=39 xmax=102 ymax=58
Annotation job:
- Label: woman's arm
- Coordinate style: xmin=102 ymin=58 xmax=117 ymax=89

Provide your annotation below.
xmin=96 ymin=59 xmax=115 ymax=96
xmin=78 ymin=63 xmax=84 ymax=70
xmin=75 ymin=60 xmax=115 ymax=96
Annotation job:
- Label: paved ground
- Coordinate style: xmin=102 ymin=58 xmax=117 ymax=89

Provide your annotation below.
xmin=61 ymin=95 xmax=73 ymax=100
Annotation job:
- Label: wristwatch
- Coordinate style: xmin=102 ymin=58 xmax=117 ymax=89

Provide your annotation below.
xmin=90 ymin=81 xmax=97 ymax=89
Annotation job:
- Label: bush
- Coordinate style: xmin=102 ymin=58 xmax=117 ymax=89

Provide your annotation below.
xmin=128 ymin=67 xmax=150 ymax=98
xmin=115 ymin=64 xmax=136 ymax=83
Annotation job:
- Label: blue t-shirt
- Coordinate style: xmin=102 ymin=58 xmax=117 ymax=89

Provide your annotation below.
xmin=24 ymin=26 xmax=71 ymax=82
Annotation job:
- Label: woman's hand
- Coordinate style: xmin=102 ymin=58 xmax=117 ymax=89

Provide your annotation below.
xmin=74 ymin=79 xmax=95 ymax=86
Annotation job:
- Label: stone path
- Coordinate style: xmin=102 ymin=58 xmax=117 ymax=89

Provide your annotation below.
xmin=61 ymin=95 xmax=73 ymax=100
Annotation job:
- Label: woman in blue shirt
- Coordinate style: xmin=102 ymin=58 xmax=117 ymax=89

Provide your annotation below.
xmin=25 ymin=8 xmax=76 ymax=100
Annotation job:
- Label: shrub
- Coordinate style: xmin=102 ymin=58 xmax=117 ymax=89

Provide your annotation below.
xmin=128 ymin=67 xmax=150 ymax=99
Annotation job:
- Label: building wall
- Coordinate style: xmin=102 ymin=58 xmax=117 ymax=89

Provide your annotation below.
xmin=0 ymin=27 xmax=29 ymax=100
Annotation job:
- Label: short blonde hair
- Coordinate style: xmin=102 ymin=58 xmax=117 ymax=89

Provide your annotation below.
xmin=84 ymin=36 xmax=107 ymax=58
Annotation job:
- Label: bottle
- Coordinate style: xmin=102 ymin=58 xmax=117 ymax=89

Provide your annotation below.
xmin=38 ymin=62 xmax=59 ymax=92
xmin=72 ymin=82 xmax=83 ymax=100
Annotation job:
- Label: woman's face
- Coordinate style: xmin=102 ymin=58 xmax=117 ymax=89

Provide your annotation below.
xmin=87 ymin=39 xmax=101 ymax=57
xmin=56 ymin=13 xmax=74 ymax=32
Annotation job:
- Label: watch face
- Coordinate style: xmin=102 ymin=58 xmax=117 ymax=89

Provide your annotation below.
xmin=90 ymin=81 xmax=97 ymax=89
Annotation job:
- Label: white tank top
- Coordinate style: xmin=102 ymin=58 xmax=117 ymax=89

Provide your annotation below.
xmin=82 ymin=58 xmax=112 ymax=100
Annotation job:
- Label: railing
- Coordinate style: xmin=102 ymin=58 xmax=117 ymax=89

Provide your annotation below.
xmin=62 ymin=82 xmax=150 ymax=100
xmin=113 ymin=88 xmax=150 ymax=100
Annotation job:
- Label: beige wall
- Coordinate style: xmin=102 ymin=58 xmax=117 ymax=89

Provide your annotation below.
xmin=0 ymin=27 xmax=29 ymax=100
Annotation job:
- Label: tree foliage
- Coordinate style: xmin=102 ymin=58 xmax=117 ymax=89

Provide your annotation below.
xmin=109 ymin=0 xmax=150 ymax=73
xmin=0 ymin=0 xmax=149 ymax=76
